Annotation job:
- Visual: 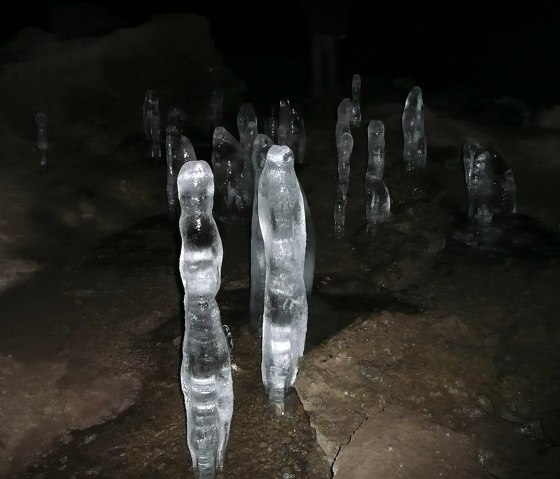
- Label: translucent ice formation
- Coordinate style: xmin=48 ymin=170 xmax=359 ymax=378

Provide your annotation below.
xmin=367 ymin=180 xmax=391 ymax=233
xmin=208 ymin=88 xmax=224 ymax=132
xmin=366 ymin=120 xmax=387 ymax=222
xmin=334 ymin=131 xmax=353 ymax=238
xmin=250 ymin=134 xmax=274 ymax=336
xmin=143 ymin=90 xmax=161 ymax=160
xmin=237 ymin=103 xmax=258 ymax=149
xmin=289 ymin=106 xmax=306 ymax=165
xmin=402 ymin=86 xmax=426 ymax=170
xmin=335 ymin=98 xmax=352 ymax=153
xmin=35 ymin=112 xmax=48 ymax=168
xmin=264 ymin=106 xmax=278 ymax=143
xmin=178 ymin=160 xmax=233 ymax=479
xmin=351 ymin=74 xmax=362 ymax=127
xmin=166 ymin=125 xmax=182 ymax=217
xmin=250 ymin=137 xmax=315 ymax=337
xmin=278 ymin=98 xmax=291 ymax=146
xmin=179 ymin=135 xmax=198 ymax=163
xmin=258 ymin=145 xmax=308 ymax=415
xmin=211 ymin=126 xmax=254 ymax=223
xmin=167 ymin=107 xmax=188 ymax=133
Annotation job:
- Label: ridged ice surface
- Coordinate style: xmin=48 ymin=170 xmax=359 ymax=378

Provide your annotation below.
xmin=208 ymin=88 xmax=223 ymax=132
xmin=211 ymin=126 xmax=254 ymax=223
xmin=462 ymin=141 xmax=517 ymax=227
xmin=335 ymin=98 xmax=352 ymax=154
xmin=250 ymin=134 xmax=274 ymax=336
xmin=334 ymin=131 xmax=353 ymax=239
xmin=251 ymin=136 xmax=315 ymax=337
xmin=351 ymin=74 xmax=362 ymax=127
xmin=178 ymin=160 xmax=233 ymax=479
xmin=367 ymin=179 xmax=391 ymax=233
xmin=258 ymin=145 xmax=308 ymax=415
xmin=366 ymin=120 xmax=385 ymax=220
xmin=166 ymin=125 xmax=182 ymax=217
xmin=143 ymin=90 xmax=161 ymax=160
xmin=402 ymin=86 xmax=426 ymax=170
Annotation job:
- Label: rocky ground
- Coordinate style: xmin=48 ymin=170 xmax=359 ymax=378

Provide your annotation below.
xmin=1 ymin=12 xmax=560 ymax=479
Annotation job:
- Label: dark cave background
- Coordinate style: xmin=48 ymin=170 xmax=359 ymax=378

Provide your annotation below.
xmin=1 ymin=0 xmax=559 ymax=107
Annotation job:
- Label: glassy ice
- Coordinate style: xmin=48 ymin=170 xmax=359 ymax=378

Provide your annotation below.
xmin=334 ymin=131 xmax=353 ymax=238
xmin=250 ymin=134 xmax=274 ymax=336
xmin=143 ymin=90 xmax=161 ymax=160
xmin=211 ymin=126 xmax=254 ymax=223
xmin=351 ymin=74 xmax=362 ymax=127
xmin=366 ymin=120 xmax=385 ymax=220
xmin=402 ymin=86 xmax=426 ymax=170
xmin=258 ymin=145 xmax=307 ymax=416
xmin=178 ymin=160 xmax=233 ymax=479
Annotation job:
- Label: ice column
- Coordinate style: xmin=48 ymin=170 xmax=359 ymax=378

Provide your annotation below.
xmin=211 ymin=127 xmax=254 ymax=223
xmin=469 ymin=150 xmax=494 ymax=227
xmin=178 ymin=160 xmax=233 ymax=479
xmin=277 ymin=98 xmax=291 ymax=146
xmin=368 ymin=181 xmax=391 ymax=233
xmin=365 ymin=120 xmax=391 ymax=231
xmin=502 ymin=168 xmax=517 ymax=214
xmin=264 ymin=106 xmax=278 ymax=143
xmin=351 ymin=74 xmax=362 ymax=127
xmin=366 ymin=120 xmax=385 ymax=203
xmin=166 ymin=125 xmax=182 ymax=217
xmin=208 ymin=88 xmax=224 ymax=132
xmin=143 ymin=90 xmax=161 ymax=160
xmin=335 ymin=98 xmax=352 ymax=152
xmin=258 ymin=145 xmax=308 ymax=416
xmin=288 ymin=106 xmax=306 ymax=165
xmin=334 ymin=131 xmax=353 ymax=239
xmin=35 ymin=112 xmax=48 ymax=168
xmin=179 ymin=135 xmax=198 ymax=163
xmin=250 ymin=134 xmax=274 ymax=336
xmin=167 ymin=107 xmax=188 ymax=133
xmin=402 ymin=86 xmax=426 ymax=170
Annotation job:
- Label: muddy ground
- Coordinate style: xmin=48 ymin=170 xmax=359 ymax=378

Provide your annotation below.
xmin=1 ymin=21 xmax=560 ymax=478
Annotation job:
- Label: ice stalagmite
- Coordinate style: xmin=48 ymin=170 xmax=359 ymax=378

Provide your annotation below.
xmin=365 ymin=120 xmax=391 ymax=231
xmin=334 ymin=131 xmax=353 ymax=239
xmin=463 ymin=139 xmax=483 ymax=220
xmin=237 ymin=103 xmax=258 ymax=155
xmin=368 ymin=181 xmax=391 ymax=233
xmin=178 ymin=160 xmax=233 ymax=479
xmin=143 ymin=90 xmax=161 ymax=160
xmin=167 ymin=107 xmax=188 ymax=133
xmin=288 ymin=106 xmax=306 ymax=165
xmin=335 ymin=98 xmax=352 ymax=153
xmin=366 ymin=120 xmax=385 ymax=210
xmin=502 ymin=168 xmax=517 ymax=214
xmin=469 ymin=150 xmax=494 ymax=227
xmin=402 ymin=86 xmax=426 ymax=170
xmin=278 ymin=98 xmax=291 ymax=146
xmin=251 ymin=136 xmax=315 ymax=337
xmin=258 ymin=145 xmax=308 ymax=416
xmin=179 ymin=135 xmax=198 ymax=163
xmin=351 ymin=74 xmax=362 ymax=127
xmin=264 ymin=106 xmax=278 ymax=144
xmin=211 ymin=127 xmax=254 ymax=223
xmin=250 ymin=134 xmax=274 ymax=336
xmin=208 ymin=88 xmax=223 ymax=132
xmin=166 ymin=125 xmax=182 ymax=217
xmin=35 ymin=112 xmax=48 ymax=168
